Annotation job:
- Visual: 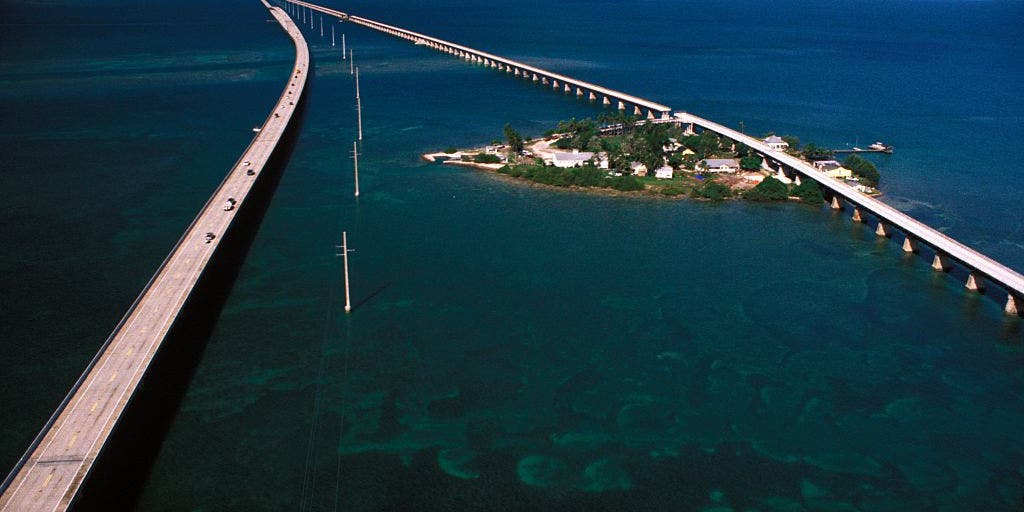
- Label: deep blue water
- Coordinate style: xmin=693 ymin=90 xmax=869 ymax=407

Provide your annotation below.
xmin=1 ymin=0 xmax=1023 ymax=510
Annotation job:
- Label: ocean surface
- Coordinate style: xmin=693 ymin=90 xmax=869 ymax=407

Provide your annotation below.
xmin=1 ymin=0 xmax=1023 ymax=510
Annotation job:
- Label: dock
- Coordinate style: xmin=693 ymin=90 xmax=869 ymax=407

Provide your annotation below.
xmin=0 ymin=2 xmax=308 ymax=510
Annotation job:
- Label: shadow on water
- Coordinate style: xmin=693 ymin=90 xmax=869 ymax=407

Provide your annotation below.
xmin=352 ymin=282 xmax=391 ymax=311
xmin=69 ymin=69 xmax=311 ymax=512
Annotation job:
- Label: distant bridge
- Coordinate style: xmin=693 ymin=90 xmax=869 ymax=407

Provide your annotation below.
xmin=285 ymin=0 xmax=1023 ymax=316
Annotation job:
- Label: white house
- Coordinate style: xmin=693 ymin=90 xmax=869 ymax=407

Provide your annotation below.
xmin=630 ymin=161 xmax=648 ymax=177
xmin=697 ymin=158 xmax=740 ymax=173
xmin=550 ymin=150 xmax=594 ymax=168
xmin=763 ymin=135 xmax=789 ymax=151
xmin=654 ymin=166 xmax=674 ymax=179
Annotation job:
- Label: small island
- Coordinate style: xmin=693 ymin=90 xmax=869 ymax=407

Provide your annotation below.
xmin=424 ymin=114 xmax=882 ymax=203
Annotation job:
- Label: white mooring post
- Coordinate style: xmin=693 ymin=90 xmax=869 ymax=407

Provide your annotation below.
xmin=339 ymin=232 xmax=353 ymax=313
xmin=355 ymin=67 xmax=363 ymax=141
xmin=342 ymin=34 xmax=347 ymax=59
xmin=350 ymin=49 xmax=354 ymax=75
xmin=351 ymin=141 xmax=361 ymax=197
xmin=320 ymin=16 xmax=324 ymax=38
xmin=332 ymin=25 xmax=335 ymax=46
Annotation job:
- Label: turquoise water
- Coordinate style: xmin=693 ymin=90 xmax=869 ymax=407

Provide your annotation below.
xmin=2 ymin=0 xmax=1023 ymax=510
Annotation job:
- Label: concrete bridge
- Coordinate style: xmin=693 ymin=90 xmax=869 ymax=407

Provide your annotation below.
xmin=672 ymin=112 xmax=1024 ymax=316
xmin=0 ymin=3 xmax=309 ymax=510
xmin=284 ymin=0 xmax=673 ymax=120
xmin=287 ymin=0 xmax=1022 ymax=316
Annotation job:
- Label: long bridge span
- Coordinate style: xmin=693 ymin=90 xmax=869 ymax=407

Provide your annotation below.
xmin=286 ymin=0 xmax=1022 ymax=315
xmin=0 ymin=2 xmax=309 ymax=510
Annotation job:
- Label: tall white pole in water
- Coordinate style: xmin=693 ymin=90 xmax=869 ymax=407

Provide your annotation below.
xmin=349 ymin=50 xmax=354 ymax=75
xmin=342 ymin=34 xmax=346 ymax=59
xmin=331 ymin=25 xmax=335 ymax=46
xmin=320 ymin=16 xmax=324 ymax=38
xmin=351 ymin=141 xmax=360 ymax=197
xmin=355 ymin=67 xmax=363 ymax=141
xmin=339 ymin=232 xmax=352 ymax=313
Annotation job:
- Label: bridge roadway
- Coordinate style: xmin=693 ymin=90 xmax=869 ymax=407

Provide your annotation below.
xmin=0 ymin=3 xmax=308 ymax=510
xmin=284 ymin=0 xmax=673 ymax=119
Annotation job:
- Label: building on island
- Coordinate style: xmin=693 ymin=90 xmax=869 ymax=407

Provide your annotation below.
xmin=654 ymin=166 xmax=674 ymax=179
xmin=630 ymin=161 xmax=648 ymax=177
xmin=550 ymin=149 xmax=594 ymax=168
xmin=763 ymin=135 xmax=789 ymax=151
xmin=697 ymin=158 xmax=740 ymax=173
xmin=812 ymin=160 xmax=853 ymax=178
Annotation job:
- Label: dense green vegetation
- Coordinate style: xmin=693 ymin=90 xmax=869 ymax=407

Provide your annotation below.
xmin=691 ymin=180 xmax=732 ymax=200
xmin=743 ymin=176 xmax=789 ymax=201
xmin=801 ymin=142 xmax=834 ymax=161
xmin=790 ymin=179 xmax=825 ymax=204
xmin=843 ymin=154 xmax=880 ymax=186
xmin=739 ymin=156 xmax=763 ymax=171
xmin=497 ymin=164 xmax=643 ymax=191
xmin=472 ymin=153 xmax=502 ymax=164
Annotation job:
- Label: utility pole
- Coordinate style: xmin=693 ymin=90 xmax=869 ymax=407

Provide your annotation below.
xmin=355 ymin=67 xmax=363 ymax=141
xmin=351 ymin=141 xmax=360 ymax=197
xmin=336 ymin=232 xmax=353 ymax=313
xmin=332 ymin=25 xmax=335 ymax=46
xmin=342 ymin=34 xmax=346 ymax=59
xmin=349 ymin=49 xmax=354 ymax=75
xmin=320 ymin=16 xmax=323 ymax=38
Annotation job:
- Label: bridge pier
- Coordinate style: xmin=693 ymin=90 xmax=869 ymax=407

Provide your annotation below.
xmin=633 ymin=105 xmax=642 ymax=116
xmin=589 ymin=91 xmax=597 ymax=101
xmin=902 ymin=235 xmax=920 ymax=253
xmin=541 ymin=76 xmax=548 ymax=84
xmin=875 ymin=220 xmax=892 ymax=238
xmin=564 ymin=84 xmax=572 ymax=93
xmin=532 ymin=73 xmax=539 ymax=82
xmin=932 ymin=252 xmax=952 ymax=272
xmin=491 ymin=61 xmax=497 ymax=68
xmin=966 ymin=271 xmax=985 ymax=292
xmin=852 ymin=206 xmax=864 ymax=223
xmin=514 ymin=68 xmax=520 ymax=76
xmin=1007 ymin=294 xmax=1022 ymax=316
xmin=603 ymin=96 xmax=611 ymax=106
xmin=576 ymin=87 xmax=583 ymax=97
xmin=830 ymin=196 xmax=843 ymax=210
xmin=647 ymin=110 xmax=656 ymax=119
xmin=617 ymin=100 xmax=625 ymax=110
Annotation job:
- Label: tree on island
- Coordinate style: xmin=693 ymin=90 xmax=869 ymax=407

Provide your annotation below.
xmin=843 ymin=154 xmax=880 ymax=187
xmin=743 ymin=176 xmax=789 ymax=201
xmin=790 ymin=179 xmax=824 ymax=204
xmin=504 ymin=123 xmax=524 ymax=154
xmin=739 ymin=156 xmax=763 ymax=171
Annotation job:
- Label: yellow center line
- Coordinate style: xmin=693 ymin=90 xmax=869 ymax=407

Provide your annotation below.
xmin=41 ymin=472 xmax=53 ymax=488
xmin=108 ymin=372 xmax=117 ymax=382
xmin=126 ymin=347 xmax=134 ymax=356
xmin=90 ymin=401 xmax=99 ymax=412
xmin=67 ymin=434 xmax=78 ymax=448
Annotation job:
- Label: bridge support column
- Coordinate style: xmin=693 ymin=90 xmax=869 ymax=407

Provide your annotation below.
xmin=965 ymin=271 xmax=985 ymax=292
xmin=875 ymin=221 xmax=892 ymax=238
xmin=902 ymin=235 xmax=919 ymax=253
xmin=603 ymin=96 xmax=611 ymax=106
xmin=532 ymin=73 xmax=539 ymax=82
xmin=647 ymin=110 xmax=656 ymax=120
xmin=564 ymin=84 xmax=572 ymax=93
xmin=931 ymin=252 xmax=952 ymax=272
xmin=852 ymin=206 xmax=864 ymax=223
xmin=514 ymin=68 xmax=520 ymax=76
xmin=541 ymin=76 xmax=548 ymax=84
xmin=794 ymin=174 xmax=802 ymax=186
xmin=589 ymin=92 xmax=597 ymax=101
xmin=576 ymin=87 xmax=583 ymax=97
xmin=830 ymin=196 xmax=843 ymax=210
xmin=1007 ymin=294 xmax=1022 ymax=316
xmin=617 ymin=100 xmax=625 ymax=110
xmin=633 ymin=105 xmax=642 ymax=116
